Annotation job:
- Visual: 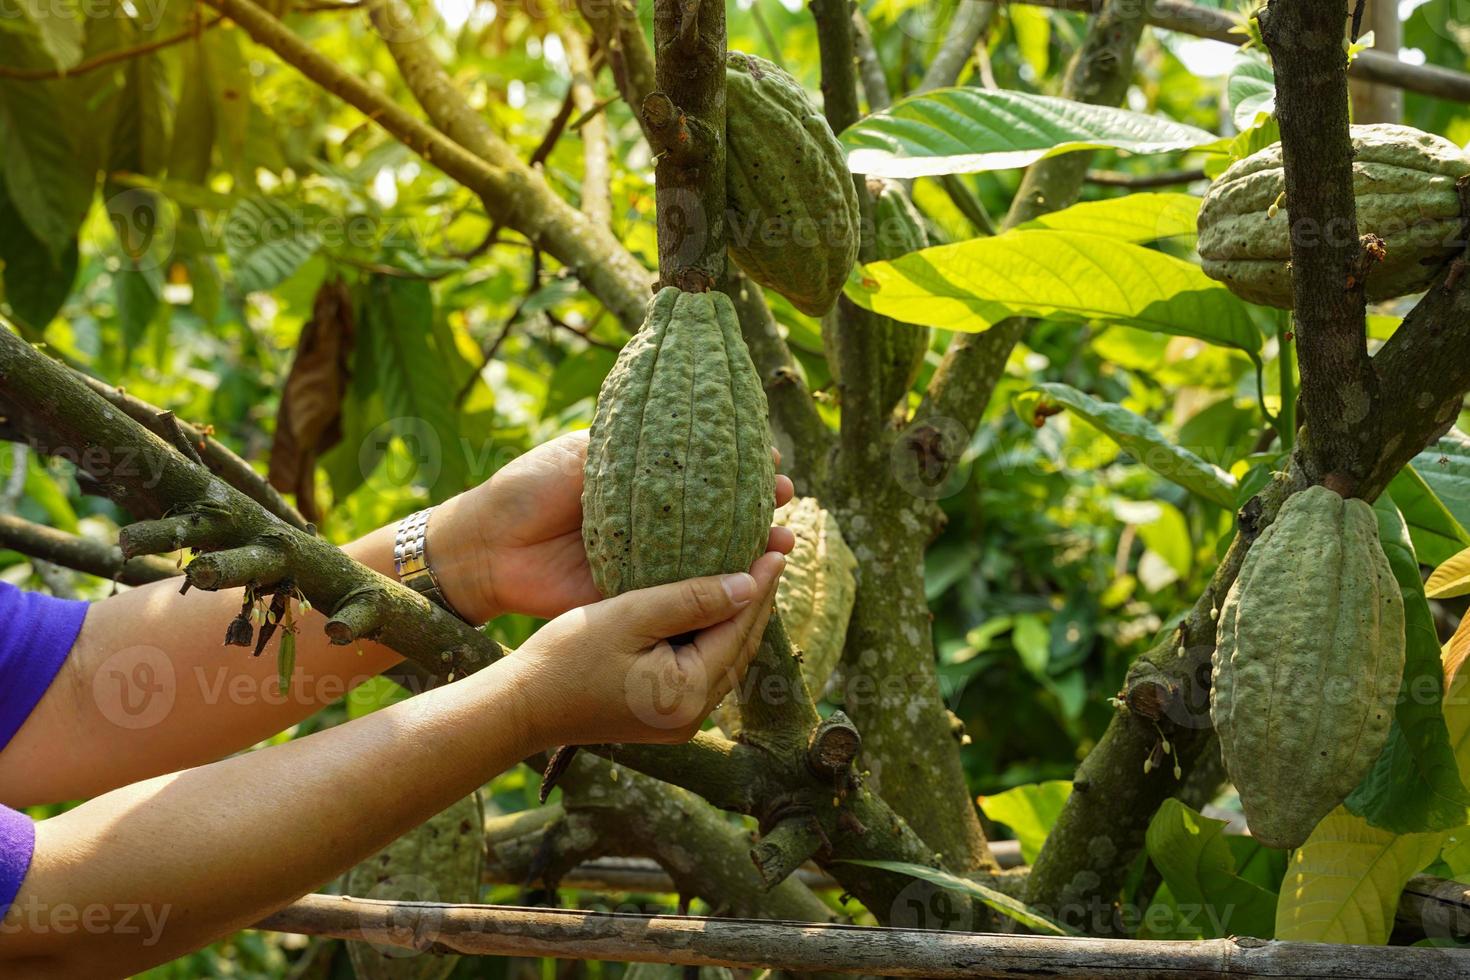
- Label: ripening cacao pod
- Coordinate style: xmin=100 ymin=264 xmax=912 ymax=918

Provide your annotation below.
xmin=725 ymin=51 xmax=861 ymax=317
xmin=583 ymin=287 xmax=776 ymax=597
xmin=343 ymin=792 xmax=485 ymax=980
xmin=1211 ymin=486 xmax=1405 ymax=850
xmin=1197 ymin=124 xmax=1470 ymax=308
xmin=710 ymin=496 xmax=857 ymax=734
xmin=824 ymin=178 xmax=933 ymax=414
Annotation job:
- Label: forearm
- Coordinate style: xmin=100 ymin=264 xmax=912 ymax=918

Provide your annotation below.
xmin=0 ymin=524 xmax=414 ymax=806
xmin=0 ymin=656 xmax=542 ymax=977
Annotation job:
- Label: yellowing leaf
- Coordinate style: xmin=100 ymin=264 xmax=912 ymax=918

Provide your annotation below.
xmin=1275 ymin=807 xmax=1445 ymax=944
xmin=1427 ymin=544 xmax=1470 ymax=599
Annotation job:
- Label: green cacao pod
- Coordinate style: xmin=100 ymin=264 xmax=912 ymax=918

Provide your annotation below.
xmin=726 ymin=51 xmax=861 ymax=317
xmin=824 ymin=178 xmax=932 ymax=414
xmin=1198 ymin=124 xmax=1469 ymax=308
xmin=342 ymin=792 xmax=485 ymax=980
xmin=1211 ymin=486 xmax=1405 ymax=849
xmin=710 ymin=496 xmax=856 ymax=734
xmin=583 ymin=287 xmax=776 ymax=597
xmin=773 ymin=496 xmax=858 ymax=695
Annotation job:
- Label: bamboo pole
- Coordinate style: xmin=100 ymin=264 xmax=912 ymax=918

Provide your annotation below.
xmin=257 ymin=893 xmax=1470 ymax=978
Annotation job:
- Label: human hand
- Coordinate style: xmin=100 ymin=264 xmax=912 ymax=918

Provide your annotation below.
xmin=502 ymin=550 xmax=785 ymax=750
xmin=430 ymin=431 xmax=795 ymax=623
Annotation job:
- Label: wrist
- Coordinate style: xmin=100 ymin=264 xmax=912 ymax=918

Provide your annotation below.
xmin=427 ymin=488 xmax=502 ymax=625
xmin=483 ymin=653 xmax=558 ymax=756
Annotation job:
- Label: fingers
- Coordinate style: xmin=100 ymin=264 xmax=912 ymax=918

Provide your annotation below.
xmin=768 ymin=525 xmax=795 ymax=554
xmin=686 ymin=551 xmax=785 ymax=704
xmin=775 ymin=474 xmax=795 ymax=508
xmin=606 ymin=568 xmax=761 ymax=641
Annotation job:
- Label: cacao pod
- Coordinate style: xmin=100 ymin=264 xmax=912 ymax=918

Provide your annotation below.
xmin=711 ymin=496 xmax=857 ymax=734
xmin=1198 ymin=124 xmax=1469 ymax=308
xmin=824 ymin=178 xmax=932 ymax=414
xmin=342 ymin=792 xmax=485 ymax=980
xmin=583 ymin=287 xmax=776 ymax=597
xmin=1211 ymin=485 xmax=1405 ymax=849
xmin=726 ymin=51 xmax=861 ymax=317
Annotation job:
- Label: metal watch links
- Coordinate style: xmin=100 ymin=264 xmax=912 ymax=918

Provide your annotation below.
xmin=392 ymin=506 xmax=467 ymax=622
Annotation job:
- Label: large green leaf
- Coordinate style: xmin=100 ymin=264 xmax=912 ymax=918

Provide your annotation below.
xmin=0 ymin=0 xmax=83 ymax=71
xmin=836 ymin=859 xmax=1076 ymax=935
xmin=1143 ymin=799 xmax=1278 ymax=940
xmin=1014 ymin=193 xmax=1201 ymax=242
xmin=977 ymin=781 xmax=1071 ymax=865
xmin=1389 ymin=465 xmax=1470 ymax=567
xmin=840 ymin=87 xmax=1218 ymax=179
xmin=846 ymin=230 xmax=1262 ymax=358
xmin=1012 ymin=383 xmax=1238 ymax=508
xmin=1275 ymin=807 xmax=1445 ymax=943
xmin=1344 ymin=498 xmax=1470 ymax=833
xmin=1227 ymin=51 xmax=1276 ymax=130
xmin=0 ymin=179 xmax=76 ymax=331
xmin=0 ymin=75 xmax=95 ymax=260
xmin=225 ymin=197 xmax=321 ymax=295
xmin=358 ymin=275 xmax=468 ymax=502
xmin=1415 ymin=430 xmax=1470 ymax=533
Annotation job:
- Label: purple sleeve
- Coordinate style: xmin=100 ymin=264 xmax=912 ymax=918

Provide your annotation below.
xmin=0 ymin=579 xmax=88 ymax=749
xmin=0 ymin=805 xmax=35 ymax=915
xmin=0 ymin=580 xmax=88 ymax=915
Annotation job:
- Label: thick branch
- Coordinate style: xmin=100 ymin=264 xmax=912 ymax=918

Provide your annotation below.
xmin=0 ymin=328 xmax=504 ymax=680
xmin=724 ymin=271 xmax=833 ymax=497
xmin=73 ymin=373 xmax=307 ymax=530
xmin=1260 ymin=0 xmax=1377 ymax=487
xmin=648 ymin=0 xmax=728 ymax=289
xmin=918 ymin=0 xmax=993 ymax=93
xmin=0 ymin=513 xmax=177 ymax=584
xmin=576 ymin=0 xmax=657 ymax=138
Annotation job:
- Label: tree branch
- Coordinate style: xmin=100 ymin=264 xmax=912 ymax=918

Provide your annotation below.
xmin=724 ymin=271 xmax=833 ymax=497
xmin=646 ymin=0 xmax=728 ymax=290
xmin=0 ymin=514 xmax=177 ymax=585
xmin=201 ymin=0 xmax=652 ymax=330
xmin=0 ymin=327 xmax=504 ymax=680
xmin=918 ymin=0 xmax=993 ymax=93
xmin=576 ymin=0 xmax=657 ymax=140
xmin=1014 ymin=0 xmax=1470 ymax=104
xmin=1259 ymin=0 xmax=1377 ymax=489
xmin=563 ymin=28 xmax=612 ymax=229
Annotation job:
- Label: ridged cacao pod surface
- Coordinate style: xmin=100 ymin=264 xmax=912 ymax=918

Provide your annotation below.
xmin=710 ymin=496 xmax=856 ymax=734
xmin=725 ymin=51 xmax=861 ymax=317
xmin=1197 ymin=124 xmax=1469 ymax=308
xmin=774 ymin=496 xmax=858 ymax=695
xmin=1211 ymin=486 xmax=1405 ymax=849
xmin=342 ymin=792 xmax=485 ymax=980
xmin=583 ymin=287 xmax=776 ymax=597
xmin=824 ymin=178 xmax=932 ymax=414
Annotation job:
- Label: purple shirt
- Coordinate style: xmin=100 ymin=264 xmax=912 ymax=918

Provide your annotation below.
xmin=0 ymin=581 xmax=88 ymax=915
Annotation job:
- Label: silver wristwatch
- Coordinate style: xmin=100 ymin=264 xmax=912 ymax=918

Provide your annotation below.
xmin=393 ymin=507 xmax=465 ymax=620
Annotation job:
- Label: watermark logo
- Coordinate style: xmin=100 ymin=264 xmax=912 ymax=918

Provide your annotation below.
xmin=93 ymin=645 xmax=175 ymax=730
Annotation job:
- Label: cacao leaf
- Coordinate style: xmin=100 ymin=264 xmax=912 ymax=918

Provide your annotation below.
xmin=976 ymin=781 xmax=1071 ymax=865
xmin=1427 ymin=545 xmax=1470 ymax=600
xmin=1013 ymin=193 xmax=1201 ymax=243
xmin=1012 ymin=383 xmax=1238 ymax=509
xmin=1414 ymin=429 xmax=1470 ymax=534
xmin=1387 ymin=465 xmax=1470 ymax=568
xmin=836 ymin=858 xmax=1076 ymax=935
xmin=846 ymin=230 xmax=1263 ymax=359
xmin=0 ymin=180 xmax=76 ymax=331
xmin=1274 ymin=807 xmax=1445 ymax=944
xmin=840 ymin=88 xmax=1217 ymax=179
xmin=1344 ymin=498 xmax=1470 ymax=833
xmin=1142 ymin=799 xmax=1277 ymax=940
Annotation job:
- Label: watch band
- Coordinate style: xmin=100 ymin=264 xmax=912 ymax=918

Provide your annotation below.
xmin=393 ymin=507 xmax=465 ymax=621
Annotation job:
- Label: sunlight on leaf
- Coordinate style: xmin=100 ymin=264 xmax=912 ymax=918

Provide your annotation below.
xmin=836 ymin=859 xmax=1077 ymax=935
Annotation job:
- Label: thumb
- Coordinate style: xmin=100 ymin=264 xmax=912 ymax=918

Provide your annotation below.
xmin=606 ymin=571 xmax=757 ymax=640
